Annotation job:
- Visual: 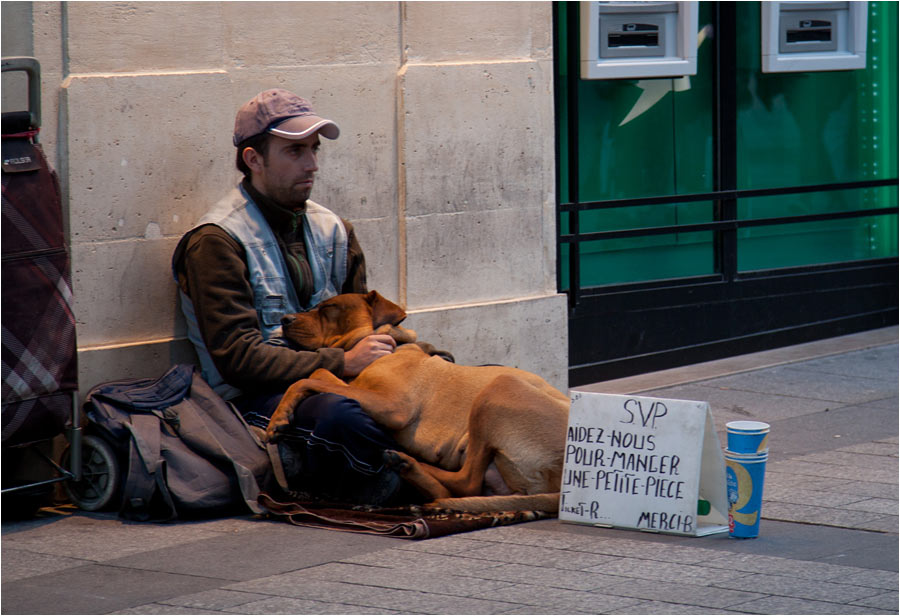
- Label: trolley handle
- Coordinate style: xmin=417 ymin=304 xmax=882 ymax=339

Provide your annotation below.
xmin=2 ymin=56 xmax=41 ymax=130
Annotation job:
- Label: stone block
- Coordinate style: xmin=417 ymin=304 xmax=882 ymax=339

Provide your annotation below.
xmin=401 ymin=60 xmax=554 ymax=218
xmin=230 ymin=568 xmax=514 ymax=613
xmin=472 ymin=583 xmax=641 ymax=613
xmin=461 ymin=543 xmax=616 ymax=570
xmin=1 ymin=549 xmax=86 ymax=583
xmin=708 ymin=366 xmax=895 ymax=404
xmin=462 ymin=524 xmax=583 ymax=549
xmin=232 ymin=588 xmax=511 ymax=615
xmin=605 ymin=600 xmax=747 ymax=615
xmin=473 ymin=562 xmax=623 ymax=592
xmin=856 ymin=515 xmax=900 ymax=533
xmin=713 ymin=573 xmax=884 ymax=604
xmin=62 ymin=72 xmax=236 ymax=243
xmin=400 ymin=59 xmax=557 ymax=308
xmin=404 ymin=293 xmax=568 ymax=392
xmin=396 ymin=536 xmax=489 ymax=555
xmin=223 ymin=596 xmax=377 ymax=615
xmin=159 ymin=590 xmax=271 ymax=611
xmin=0 ymin=564 xmax=225 ymax=616
xmin=107 ymin=523 xmax=397 ymax=583
xmin=334 ymin=551 xmax=500 ymax=575
xmin=601 ymin=579 xmax=766 ymax=610
xmin=405 ymin=208 xmax=550 ymax=307
xmin=112 ymin=605 xmax=219 ymax=615
xmin=349 ymin=215 xmax=400 ymax=301
xmin=838 ymin=570 xmax=900 ymax=590
xmin=307 ymin=566 xmax=510 ymax=597
xmin=2 ymin=3 xmax=64 ymax=170
xmin=700 ymin=552 xmax=870 ymax=582
xmin=0 ymin=2 xmax=34 ymax=118
xmin=791 ymin=345 xmax=899 ymax=381
xmin=850 ymin=591 xmax=900 ymax=612
xmin=66 ymin=2 xmax=226 ymax=73
xmin=223 ymin=2 xmax=399 ymax=67
xmin=0 ymin=514 xmax=223 ymax=561
xmin=1 ymin=2 xmax=34 ymax=58
xmin=404 ymin=2 xmax=552 ymax=63
xmin=836 ymin=441 xmax=900 ymax=456
xmin=71 ymin=237 xmax=182 ymax=346
xmin=644 ymin=383 xmax=834 ymax=423
xmin=77 ymin=338 xmax=197 ymax=397
xmin=584 ymin=557 xmax=738 ymax=586
xmin=32 ymin=3 xmax=65 ymax=80
xmin=763 ymin=485 xmax=867 ymax=508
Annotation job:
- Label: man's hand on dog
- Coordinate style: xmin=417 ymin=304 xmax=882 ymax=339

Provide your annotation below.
xmin=344 ymin=334 xmax=396 ymax=377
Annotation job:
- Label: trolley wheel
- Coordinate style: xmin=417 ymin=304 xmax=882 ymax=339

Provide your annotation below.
xmin=63 ymin=434 xmax=120 ymax=511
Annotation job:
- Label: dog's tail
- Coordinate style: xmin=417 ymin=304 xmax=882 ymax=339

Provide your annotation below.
xmin=428 ymin=492 xmax=559 ymax=514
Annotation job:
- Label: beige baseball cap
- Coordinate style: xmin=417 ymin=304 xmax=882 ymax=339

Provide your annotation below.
xmin=233 ymin=89 xmax=340 ymax=146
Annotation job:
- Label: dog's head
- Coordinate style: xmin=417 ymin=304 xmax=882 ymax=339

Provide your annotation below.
xmin=280 ymin=291 xmax=408 ymax=351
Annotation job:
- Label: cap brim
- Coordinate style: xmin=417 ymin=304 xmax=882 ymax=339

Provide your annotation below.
xmin=268 ymin=116 xmax=340 ymax=140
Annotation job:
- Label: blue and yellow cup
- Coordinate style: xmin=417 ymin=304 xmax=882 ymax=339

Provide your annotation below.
xmin=725 ymin=449 xmax=767 ymax=538
xmin=726 ymin=421 xmax=770 ymax=454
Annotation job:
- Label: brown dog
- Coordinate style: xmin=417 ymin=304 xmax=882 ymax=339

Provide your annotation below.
xmin=266 ymin=291 xmax=569 ymax=513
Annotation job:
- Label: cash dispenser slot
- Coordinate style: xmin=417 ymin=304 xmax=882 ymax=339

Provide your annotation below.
xmin=608 ymin=23 xmax=660 ymax=48
xmin=780 ymin=10 xmax=839 ymax=53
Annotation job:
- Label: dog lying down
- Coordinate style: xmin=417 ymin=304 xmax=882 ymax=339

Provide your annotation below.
xmin=266 ymin=291 xmax=570 ymax=514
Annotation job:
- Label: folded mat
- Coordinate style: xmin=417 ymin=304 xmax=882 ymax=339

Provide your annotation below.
xmin=259 ymin=492 xmax=551 ymax=539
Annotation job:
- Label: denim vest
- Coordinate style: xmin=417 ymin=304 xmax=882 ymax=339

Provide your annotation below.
xmin=175 ymin=184 xmax=348 ymax=398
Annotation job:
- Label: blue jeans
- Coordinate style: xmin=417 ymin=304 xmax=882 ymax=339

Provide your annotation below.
xmin=234 ymin=391 xmax=410 ymax=504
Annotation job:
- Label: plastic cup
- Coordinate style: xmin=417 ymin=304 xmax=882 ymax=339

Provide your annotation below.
xmin=726 ymin=421 xmax=770 ymax=454
xmin=725 ymin=450 xmax=767 ymax=538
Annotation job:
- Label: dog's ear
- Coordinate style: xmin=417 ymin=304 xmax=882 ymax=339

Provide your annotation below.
xmin=365 ymin=290 xmax=407 ymax=327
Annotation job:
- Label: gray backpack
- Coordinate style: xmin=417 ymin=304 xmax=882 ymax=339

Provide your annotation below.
xmin=83 ymin=365 xmax=271 ymax=521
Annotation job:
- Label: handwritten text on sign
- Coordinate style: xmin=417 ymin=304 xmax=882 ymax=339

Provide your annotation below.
xmin=561 ymin=393 xmax=707 ymax=534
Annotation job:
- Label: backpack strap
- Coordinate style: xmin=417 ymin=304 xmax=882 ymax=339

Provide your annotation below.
xmin=119 ymin=413 xmax=177 ymax=521
xmin=267 ymin=441 xmax=291 ymax=493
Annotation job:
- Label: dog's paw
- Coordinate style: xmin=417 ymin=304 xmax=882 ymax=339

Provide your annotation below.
xmin=265 ymin=415 xmax=291 ymax=443
xmin=413 ymin=341 xmax=455 ymax=362
xmin=434 ymin=349 xmax=455 ymax=363
xmin=383 ymin=449 xmax=413 ymax=473
xmin=377 ymin=324 xmax=417 ymax=345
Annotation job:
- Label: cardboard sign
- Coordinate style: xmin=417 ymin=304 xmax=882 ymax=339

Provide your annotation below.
xmin=560 ymin=391 xmax=728 ymax=537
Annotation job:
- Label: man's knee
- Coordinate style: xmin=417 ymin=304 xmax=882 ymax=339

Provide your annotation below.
xmin=299 ymin=393 xmax=379 ymax=438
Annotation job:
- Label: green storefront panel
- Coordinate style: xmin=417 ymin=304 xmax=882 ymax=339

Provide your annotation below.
xmin=558 ymin=2 xmax=716 ymax=289
xmin=558 ymin=1 xmax=897 ymax=289
xmin=735 ymin=1 xmax=899 ymax=271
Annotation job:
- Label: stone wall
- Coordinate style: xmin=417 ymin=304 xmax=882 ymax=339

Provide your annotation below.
xmin=2 ymin=1 xmax=568 ymax=393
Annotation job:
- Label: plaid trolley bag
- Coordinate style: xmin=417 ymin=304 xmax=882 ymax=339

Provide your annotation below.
xmin=1 ymin=57 xmax=79 ymax=514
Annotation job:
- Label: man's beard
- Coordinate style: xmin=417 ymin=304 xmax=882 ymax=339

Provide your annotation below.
xmin=268 ymin=179 xmax=313 ymax=210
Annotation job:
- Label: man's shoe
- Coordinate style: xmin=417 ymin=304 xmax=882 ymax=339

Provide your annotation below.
xmin=277 ymin=441 xmax=306 ymax=490
xmin=349 ymin=467 xmax=404 ymax=507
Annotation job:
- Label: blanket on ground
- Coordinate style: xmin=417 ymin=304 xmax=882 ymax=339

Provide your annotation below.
xmin=258 ymin=492 xmax=551 ymax=539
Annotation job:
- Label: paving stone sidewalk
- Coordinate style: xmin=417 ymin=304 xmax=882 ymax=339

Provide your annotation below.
xmin=2 ymin=329 xmax=897 ymax=615
xmin=152 ymin=526 xmax=898 ymax=615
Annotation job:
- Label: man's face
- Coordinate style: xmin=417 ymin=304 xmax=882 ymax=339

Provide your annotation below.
xmin=248 ymin=133 xmax=320 ymax=209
